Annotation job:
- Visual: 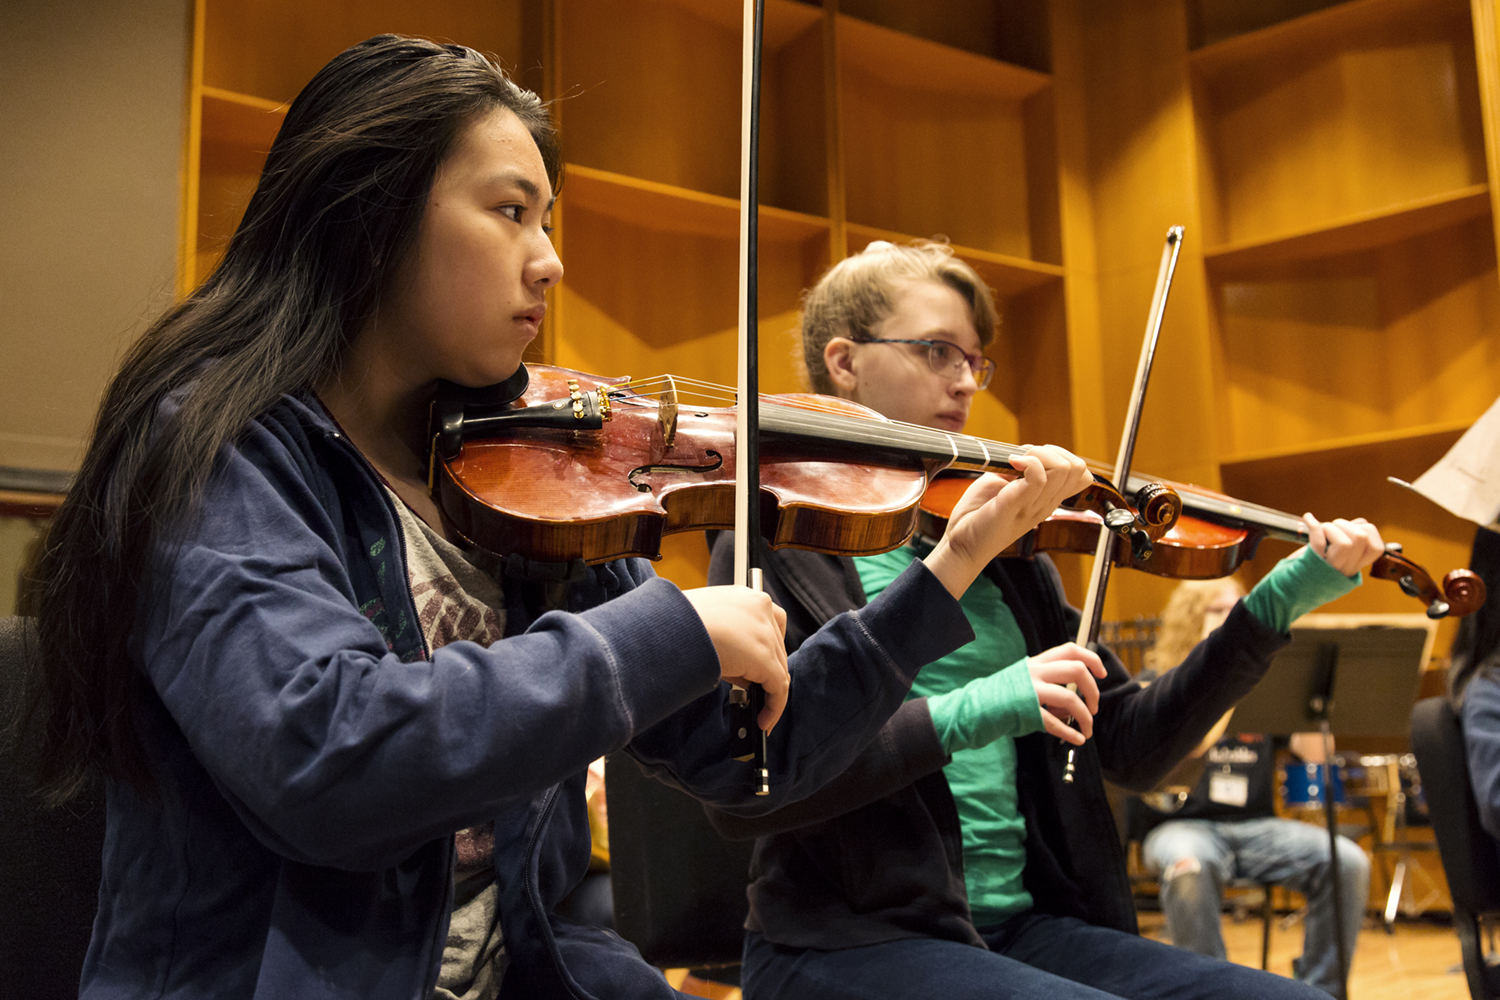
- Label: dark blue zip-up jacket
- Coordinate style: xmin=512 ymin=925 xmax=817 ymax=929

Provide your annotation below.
xmin=706 ymin=536 xmax=1292 ymax=949
xmin=79 ymin=393 xmax=974 ymax=999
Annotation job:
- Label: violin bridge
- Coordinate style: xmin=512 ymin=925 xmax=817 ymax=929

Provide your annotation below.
xmin=658 ymin=375 xmax=679 ymax=450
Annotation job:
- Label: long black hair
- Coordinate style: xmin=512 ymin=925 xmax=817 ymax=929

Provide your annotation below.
xmin=27 ymin=35 xmax=561 ymax=804
xmin=1449 ymin=526 xmax=1500 ymax=710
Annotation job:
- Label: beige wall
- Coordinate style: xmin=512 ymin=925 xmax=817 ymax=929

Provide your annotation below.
xmin=1 ymin=0 xmax=190 ymax=473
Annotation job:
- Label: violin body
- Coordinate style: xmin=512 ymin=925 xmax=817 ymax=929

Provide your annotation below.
xmin=433 ymin=366 xmax=930 ymax=564
xmin=920 ymin=472 xmax=1261 ymax=579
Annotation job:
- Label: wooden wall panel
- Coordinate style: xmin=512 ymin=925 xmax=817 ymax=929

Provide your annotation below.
xmin=0 ymin=0 xmax=190 ymax=473
xmin=838 ymin=18 xmax=1045 ymax=257
xmin=203 ymin=0 xmax=523 ymax=102
xmin=1053 ymin=0 xmax=1221 ymax=623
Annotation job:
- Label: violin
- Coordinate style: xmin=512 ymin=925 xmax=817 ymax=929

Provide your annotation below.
xmin=920 ymin=468 xmax=1486 ymax=619
xmin=425 ymin=364 xmax=1182 ymax=569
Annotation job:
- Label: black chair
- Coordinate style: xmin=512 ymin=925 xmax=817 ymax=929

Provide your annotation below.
xmin=1410 ymin=696 xmax=1500 ymax=1000
xmin=604 ymin=752 xmax=753 ymax=982
xmin=0 ymin=616 xmax=106 ymax=998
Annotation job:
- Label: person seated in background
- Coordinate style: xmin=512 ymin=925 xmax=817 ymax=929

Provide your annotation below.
xmin=706 ymin=239 xmax=1389 ymax=1000
xmin=1131 ymin=578 xmax=1370 ymax=997
xmin=1447 ymin=526 xmax=1500 ymax=838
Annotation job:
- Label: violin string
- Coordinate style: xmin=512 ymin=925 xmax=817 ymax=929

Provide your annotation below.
xmin=607 ymin=375 xmax=1025 ymax=470
xmin=586 ymin=373 xmax=1304 ymax=534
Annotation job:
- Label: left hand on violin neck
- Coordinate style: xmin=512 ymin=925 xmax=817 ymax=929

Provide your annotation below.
xmin=924 ymin=446 xmax=1095 ymax=599
xmin=1302 ymin=513 xmax=1386 ymax=577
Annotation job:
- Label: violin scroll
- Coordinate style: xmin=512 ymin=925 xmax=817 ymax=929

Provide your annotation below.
xmin=1369 ymin=548 xmax=1488 ymax=619
xmin=1133 ymin=482 xmax=1184 ymax=533
xmin=1074 ymin=479 xmax=1182 ymax=562
xmin=1440 ymin=568 xmax=1486 ymax=618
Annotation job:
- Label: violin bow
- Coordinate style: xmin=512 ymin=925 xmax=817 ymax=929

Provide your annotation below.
xmin=1064 ymin=226 xmax=1184 ymax=783
xmin=732 ymin=0 xmax=771 ymax=794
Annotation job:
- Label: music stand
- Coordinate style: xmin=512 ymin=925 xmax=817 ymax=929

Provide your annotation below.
xmin=1229 ymin=623 xmax=1430 ymax=1000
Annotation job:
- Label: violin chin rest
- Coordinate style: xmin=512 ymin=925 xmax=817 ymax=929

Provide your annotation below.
xmin=435 ymin=364 xmax=531 ymax=409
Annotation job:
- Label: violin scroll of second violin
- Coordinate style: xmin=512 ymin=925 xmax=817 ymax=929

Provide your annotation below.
xmin=1368 ymin=546 xmax=1486 ymax=620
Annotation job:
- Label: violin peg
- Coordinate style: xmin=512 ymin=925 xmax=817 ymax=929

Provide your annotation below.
xmin=1129 ymin=529 xmax=1153 ymax=563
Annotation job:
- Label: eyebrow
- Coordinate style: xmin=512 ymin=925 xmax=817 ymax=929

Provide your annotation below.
xmin=492 ymin=170 xmax=556 ymax=211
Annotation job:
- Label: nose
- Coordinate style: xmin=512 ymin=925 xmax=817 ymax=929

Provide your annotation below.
xmin=529 ymin=230 xmax=564 ymax=288
xmin=950 ymin=360 xmax=979 ymax=396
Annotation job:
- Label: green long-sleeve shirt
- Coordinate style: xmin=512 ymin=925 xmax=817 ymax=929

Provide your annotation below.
xmin=854 ymin=543 xmax=1359 ymax=927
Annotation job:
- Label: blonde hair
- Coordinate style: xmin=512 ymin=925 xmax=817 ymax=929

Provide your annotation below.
xmin=1144 ymin=578 xmax=1246 ymax=674
xmin=798 ymin=240 xmax=999 ymax=394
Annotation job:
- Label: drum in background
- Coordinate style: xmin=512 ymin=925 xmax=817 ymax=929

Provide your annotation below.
xmin=1281 ymin=761 xmax=1346 ymax=811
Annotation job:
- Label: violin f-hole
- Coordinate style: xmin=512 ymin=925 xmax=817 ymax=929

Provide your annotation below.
xmin=627 ymin=451 xmax=725 ymax=493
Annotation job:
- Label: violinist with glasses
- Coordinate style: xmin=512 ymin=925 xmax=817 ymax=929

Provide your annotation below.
xmin=707 ymin=239 xmax=1388 ymax=1000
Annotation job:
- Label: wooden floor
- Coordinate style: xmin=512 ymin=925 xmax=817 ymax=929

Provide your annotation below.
xmin=667 ymin=911 xmax=1473 ymax=999
xmin=1143 ymin=910 xmax=1470 ymax=1000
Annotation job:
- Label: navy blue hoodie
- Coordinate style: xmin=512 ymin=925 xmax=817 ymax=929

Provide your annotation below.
xmin=81 ymin=392 xmax=973 ymax=999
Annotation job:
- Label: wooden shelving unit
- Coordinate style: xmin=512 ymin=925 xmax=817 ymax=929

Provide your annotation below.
xmin=1203 ymin=186 xmax=1493 ymax=275
xmin=1173 ymin=0 xmax=1500 ymax=645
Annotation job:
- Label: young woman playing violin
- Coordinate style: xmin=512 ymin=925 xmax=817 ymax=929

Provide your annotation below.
xmin=706 ymin=240 xmax=1387 ymax=1000
xmin=24 ymin=38 xmax=1096 ymax=1000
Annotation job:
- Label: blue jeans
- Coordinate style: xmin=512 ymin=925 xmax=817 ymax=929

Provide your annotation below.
xmin=741 ymin=911 xmax=1325 ymax=1000
xmin=1141 ymin=817 xmax=1369 ymax=996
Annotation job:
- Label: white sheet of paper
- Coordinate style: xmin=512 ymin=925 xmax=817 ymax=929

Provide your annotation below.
xmin=1208 ymin=772 xmax=1249 ymax=807
xmin=1394 ymin=394 xmax=1500 ymax=531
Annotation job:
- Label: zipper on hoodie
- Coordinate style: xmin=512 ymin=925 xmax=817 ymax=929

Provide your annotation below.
xmin=319 ymin=422 xmax=430 ymax=661
xmin=522 ymin=783 xmax=589 ymax=999
xmin=319 ymin=420 xmax=453 ymax=993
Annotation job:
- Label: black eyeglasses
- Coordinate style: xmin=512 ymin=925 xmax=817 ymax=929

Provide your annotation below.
xmin=850 ymin=336 xmax=996 ymax=390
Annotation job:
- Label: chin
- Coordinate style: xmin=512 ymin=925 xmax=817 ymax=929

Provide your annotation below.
xmin=452 ymin=357 xmax=527 ymax=390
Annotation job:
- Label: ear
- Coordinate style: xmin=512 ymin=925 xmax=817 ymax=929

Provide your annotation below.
xmin=823 ymin=337 xmax=859 ymax=396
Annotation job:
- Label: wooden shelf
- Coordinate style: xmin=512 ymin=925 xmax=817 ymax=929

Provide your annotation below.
xmin=842 ymin=223 xmax=1062 ymax=297
xmin=200 ymin=86 xmax=285 ymax=150
xmin=0 ymin=489 xmax=65 ymax=519
xmin=171 ymin=0 xmax=1500 ymax=612
xmin=836 ymin=13 xmax=1049 ymax=101
xmin=1217 ymin=421 xmax=1479 ymax=625
xmin=553 ymin=167 xmax=827 ymax=404
xmin=562 ymin=164 xmax=829 ymax=243
xmin=1189 ymin=0 xmax=1466 ymax=75
xmin=1220 ymin=420 xmax=1472 ymax=469
xmin=194 ymin=87 xmax=283 ymax=287
xmin=1204 ymin=185 xmax=1491 ymax=275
